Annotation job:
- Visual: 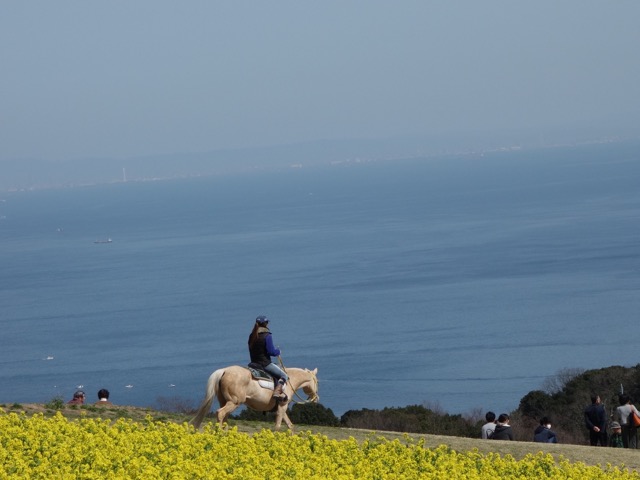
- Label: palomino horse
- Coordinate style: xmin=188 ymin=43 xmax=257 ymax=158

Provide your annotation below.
xmin=190 ymin=366 xmax=319 ymax=431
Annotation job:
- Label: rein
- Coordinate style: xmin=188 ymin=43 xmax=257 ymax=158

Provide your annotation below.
xmin=278 ymin=356 xmax=319 ymax=404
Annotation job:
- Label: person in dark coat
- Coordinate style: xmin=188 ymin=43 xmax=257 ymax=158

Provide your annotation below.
xmin=490 ymin=413 xmax=514 ymax=441
xmin=584 ymin=394 xmax=608 ymax=446
xmin=248 ymin=315 xmax=289 ymax=403
xmin=95 ymin=388 xmax=113 ymax=405
xmin=533 ymin=416 xmax=558 ymax=443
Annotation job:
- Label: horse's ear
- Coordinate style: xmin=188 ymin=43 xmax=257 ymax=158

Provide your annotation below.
xmin=312 ymin=368 xmax=318 ymax=375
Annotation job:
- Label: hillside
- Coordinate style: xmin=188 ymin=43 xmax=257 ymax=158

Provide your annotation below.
xmin=4 ymin=402 xmax=639 ymax=472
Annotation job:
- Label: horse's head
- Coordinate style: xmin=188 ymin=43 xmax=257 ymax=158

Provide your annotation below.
xmin=302 ymin=368 xmax=319 ymax=403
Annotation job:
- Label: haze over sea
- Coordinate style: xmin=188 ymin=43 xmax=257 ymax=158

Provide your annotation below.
xmin=2 ymin=141 xmax=639 ymax=416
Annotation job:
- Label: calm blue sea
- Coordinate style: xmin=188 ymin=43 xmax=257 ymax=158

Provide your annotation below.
xmin=1 ymin=141 xmax=640 ymax=417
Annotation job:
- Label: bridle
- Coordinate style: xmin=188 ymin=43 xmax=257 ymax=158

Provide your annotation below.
xmin=278 ymin=356 xmax=319 ymax=405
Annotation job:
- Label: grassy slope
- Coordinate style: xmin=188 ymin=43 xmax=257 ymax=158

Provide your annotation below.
xmin=4 ymin=403 xmax=639 ymax=472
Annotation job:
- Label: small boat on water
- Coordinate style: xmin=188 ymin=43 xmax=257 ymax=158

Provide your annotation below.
xmin=94 ymin=238 xmax=113 ymax=244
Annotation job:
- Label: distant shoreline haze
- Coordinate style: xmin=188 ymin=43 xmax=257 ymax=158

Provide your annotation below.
xmin=0 ymin=130 xmax=635 ymax=192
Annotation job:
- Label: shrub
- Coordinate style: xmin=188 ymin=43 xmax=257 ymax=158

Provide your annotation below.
xmin=340 ymin=405 xmax=477 ymax=437
xmin=290 ymin=402 xmax=340 ymax=426
xmin=232 ymin=402 xmax=339 ymax=426
xmin=44 ymin=396 xmax=64 ymax=410
xmin=233 ymin=408 xmax=275 ymax=422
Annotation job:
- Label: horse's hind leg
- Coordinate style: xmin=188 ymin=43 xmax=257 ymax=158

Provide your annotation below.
xmin=216 ymin=402 xmax=239 ymax=428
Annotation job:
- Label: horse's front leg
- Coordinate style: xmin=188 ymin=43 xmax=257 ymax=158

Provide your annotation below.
xmin=274 ymin=405 xmax=294 ymax=434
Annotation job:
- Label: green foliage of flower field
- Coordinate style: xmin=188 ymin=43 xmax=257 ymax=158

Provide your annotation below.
xmin=1 ymin=410 xmax=638 ymax=479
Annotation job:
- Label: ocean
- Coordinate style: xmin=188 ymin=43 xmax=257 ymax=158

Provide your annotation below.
xmin=1 ymin=141 xmax=640 ymax=417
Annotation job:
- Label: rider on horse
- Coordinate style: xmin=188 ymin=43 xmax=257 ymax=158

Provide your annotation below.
xmin=248 ymin=315 xmax=289 ymax=403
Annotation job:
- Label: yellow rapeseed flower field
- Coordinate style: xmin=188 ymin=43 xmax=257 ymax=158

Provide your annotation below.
xmin=0 ymin=411 xmax=638 ymax=479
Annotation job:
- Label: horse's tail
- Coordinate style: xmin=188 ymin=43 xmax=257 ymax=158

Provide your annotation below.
xmin=190 ymin=368 xmax=225 ymax=428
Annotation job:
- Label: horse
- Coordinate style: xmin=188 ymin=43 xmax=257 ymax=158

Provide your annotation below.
xmin=190 ymin=366 xmax=319 ymax=432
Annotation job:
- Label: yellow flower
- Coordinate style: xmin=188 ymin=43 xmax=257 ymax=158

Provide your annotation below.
xmin=1 ymin=412 xmax=640 ymax=479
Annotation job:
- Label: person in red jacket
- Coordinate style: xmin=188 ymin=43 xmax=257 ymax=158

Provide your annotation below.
xmin=67 ymin=390 xmax=85 ymax=405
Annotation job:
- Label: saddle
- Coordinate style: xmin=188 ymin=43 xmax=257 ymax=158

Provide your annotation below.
xmin=246 ymin=363 xmax=277 ymax=390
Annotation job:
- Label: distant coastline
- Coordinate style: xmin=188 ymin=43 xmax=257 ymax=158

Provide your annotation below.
xmin=0 ymin=132 xmax=635 ymax=193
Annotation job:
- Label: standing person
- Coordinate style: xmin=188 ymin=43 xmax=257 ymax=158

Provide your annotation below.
xmin=533 ymin=416 xmax=558 ymax=443
xmin=95 ymin=388 xmax=112 ymax=405
xmin=584 ymin=394 xmax=608 ymax=446
xmin=67 ymin=390 xmax=85 ymax=405
xmin=248 ymin=315 xmax=288 ymax=403
xmin=609 ymin=422 xmax=624 ymax=448
xmin=490 ymin=414 xmax=514 ymax=441
xmin=616 ymin=395 xmax=640 ymax=448
xmin=481 ymin=411 xmax=496 ymax=439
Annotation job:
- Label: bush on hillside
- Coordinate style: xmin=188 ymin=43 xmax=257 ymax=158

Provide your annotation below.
xmin=290 ymin=402 xmax=340 ymax=426
xmin=340 ymin=405 xmax=478 ymax=438
xmin=232 ymin=408 xmax=275 ymax=422
xmin=44 ymin=396 xmax=65 ymax=411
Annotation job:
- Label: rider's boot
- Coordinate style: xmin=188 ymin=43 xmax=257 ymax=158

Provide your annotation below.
xmin=273 ymin=379 xmax=288 ymax=404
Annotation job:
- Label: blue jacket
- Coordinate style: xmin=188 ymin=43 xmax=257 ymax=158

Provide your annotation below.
xmin=264 ymin=333 xmax=281 ymax=357
xmin=534 ymin=426 xmax=558 ymax=443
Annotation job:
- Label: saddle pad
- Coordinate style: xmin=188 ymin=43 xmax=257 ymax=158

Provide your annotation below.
xmin=257 ymin=380 xmax=274 ymax=390
xmin=246 ymin=367 xmax=275 ymax=390
xmin=247 ymin=366 xmax=273 ymax=381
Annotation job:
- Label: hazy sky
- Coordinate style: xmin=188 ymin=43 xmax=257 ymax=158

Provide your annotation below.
xmin=2 ymin=1 xmax=639 ymax=161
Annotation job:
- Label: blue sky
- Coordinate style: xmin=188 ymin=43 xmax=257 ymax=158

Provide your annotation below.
xmin=2 ymin=1 xmax=639 ymax=161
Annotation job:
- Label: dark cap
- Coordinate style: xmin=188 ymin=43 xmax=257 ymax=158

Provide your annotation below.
xmin=255 ymin=315 xmax=269 ymax=325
